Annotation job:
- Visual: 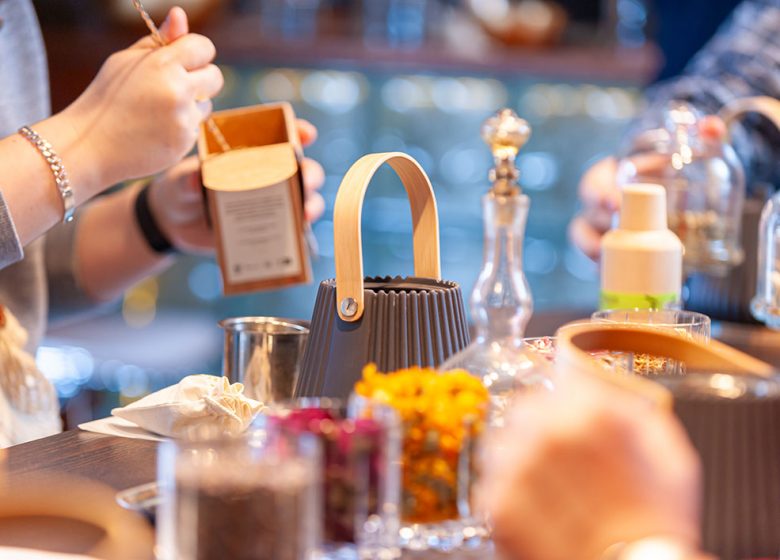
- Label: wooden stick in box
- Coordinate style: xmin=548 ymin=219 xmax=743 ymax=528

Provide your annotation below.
xmin=197 ymin=102 xmax=311 ymax=295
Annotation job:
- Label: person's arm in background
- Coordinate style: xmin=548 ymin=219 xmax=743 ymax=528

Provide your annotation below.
xmin=68 ymin=126 xmax=324 ymax=304
xmin=43 ymin=8 xmax=325 ymax=311
xmin=0 ymin=8 xmax=219 ymax=254
xmin=478 ymin=373 xmax=712 ymax=560
xmin=570 ymin=0 xmax=780 ymax=260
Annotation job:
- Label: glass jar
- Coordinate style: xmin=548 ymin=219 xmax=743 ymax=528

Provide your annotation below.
xmin=617 ymin=101 xmax=745 ymax=276
xmin=752 ymin=191 xmax=780 ymax=329
xmin=354 ymin=365 xmax=491 ymax=551
xmin=261 ymin=398 xmax=402 ymax=560
xmin=591 ymin=309 xmax=712 ymax=376
xmin=591 ymin=309 xmax=711 ymax=341
xmin=156 ymin=433 xmax=321 ymax=560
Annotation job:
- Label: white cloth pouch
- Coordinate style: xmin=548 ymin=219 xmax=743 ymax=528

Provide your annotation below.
xmin=112 ymin=374 xmax=263 ymax=438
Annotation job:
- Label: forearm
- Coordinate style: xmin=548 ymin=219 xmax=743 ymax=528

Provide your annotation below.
xmin=0 ymin=111 xmax=106 ymax=245
xmin=75 ymin=182 xmax=174 ymax=302
xmin=2 ymin=16 xmax=221 ymax=249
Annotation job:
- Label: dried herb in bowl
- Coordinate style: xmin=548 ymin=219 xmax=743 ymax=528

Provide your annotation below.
xmin=355 ymin=364 xmax=489 ymax=524
xmin=268 ymin=406 xmax=387 ymax=545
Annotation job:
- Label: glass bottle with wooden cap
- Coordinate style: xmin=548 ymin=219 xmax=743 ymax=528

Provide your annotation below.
xmin=441 ymin=109 xmax=549 ymax=421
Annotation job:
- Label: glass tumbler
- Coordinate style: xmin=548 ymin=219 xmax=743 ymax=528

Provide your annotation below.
xmin=261 ymin=397 xmax=402 ymax=560
xmin=397 ymin=415 xmax=486 ymax=551
xmin=353 ymin=366 xmax=492 ymax=552
xmin=590 ymin=308 xmax=711 ymax=375
xmin=219 ymin=316 xmax=309 ymax=403
xmin=156 ymin=433 xmax=321 ymax=560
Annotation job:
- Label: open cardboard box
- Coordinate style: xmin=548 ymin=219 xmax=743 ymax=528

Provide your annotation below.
xmin=198 ymin=103 xmax=311 ymax=295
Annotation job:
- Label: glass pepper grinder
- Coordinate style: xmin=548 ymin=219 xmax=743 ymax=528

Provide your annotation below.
xmin=441 ymin=109 xmax=549 ymax=419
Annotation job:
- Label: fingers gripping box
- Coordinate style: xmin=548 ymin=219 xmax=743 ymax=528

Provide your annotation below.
xmin=198 ymin=103 xmax=312 ymax=295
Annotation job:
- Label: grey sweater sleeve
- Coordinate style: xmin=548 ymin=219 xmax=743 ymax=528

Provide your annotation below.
xmin=633 ymin=0 xmax=780 ymax=191
xmin=44 ymin=215 xmax=108 ymax=323
xmin=0 ymin=191 xmax=25 ymax=269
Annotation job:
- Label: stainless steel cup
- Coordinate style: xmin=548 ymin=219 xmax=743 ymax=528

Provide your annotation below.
xmin=219 ymin=317 xmax=310 ymax=403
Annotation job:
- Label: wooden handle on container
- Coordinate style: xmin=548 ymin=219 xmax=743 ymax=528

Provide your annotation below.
xmin=334 ymin=153 xmax=441 ymax=322
xmin=556 ymin=321 xmax=775 ymax=409
xmin=719 ymin=96 xmax=780 ymax=133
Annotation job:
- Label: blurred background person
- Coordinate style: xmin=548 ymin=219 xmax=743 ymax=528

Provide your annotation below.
xmin=570 ymin=0 xmax=780 ymax=321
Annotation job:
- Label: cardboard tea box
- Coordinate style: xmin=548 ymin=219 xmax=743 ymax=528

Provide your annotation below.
xmin=198 ymin=103 xmax=311 ymax=295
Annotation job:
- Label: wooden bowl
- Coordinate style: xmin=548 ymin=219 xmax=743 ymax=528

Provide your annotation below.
xmin=555 ymin=321 xmax=775 ymax=407
xmin=0 ymin=475 xmax=154 ymax=559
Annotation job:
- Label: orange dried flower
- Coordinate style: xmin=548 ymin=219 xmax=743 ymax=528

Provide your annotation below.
xmin=354 ymin=364 xmax=489 ymax=523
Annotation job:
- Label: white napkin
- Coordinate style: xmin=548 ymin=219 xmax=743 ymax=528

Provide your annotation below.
xmin=78 ymin=416 xmax=166 ymax=442
xmin=110 ymin=374 xmax=264 ymax=438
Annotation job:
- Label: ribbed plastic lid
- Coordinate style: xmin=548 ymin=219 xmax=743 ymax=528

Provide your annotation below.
xmin=619 ymin=183 xmax=667 ymax=231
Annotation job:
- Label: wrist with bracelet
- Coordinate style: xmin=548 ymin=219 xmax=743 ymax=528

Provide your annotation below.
xmin=18 ymin=125 xmax=177 ymax=255
xmin=134 ymin=182 xmax=177 ymax=255
xmin=17 ymin=126 xmax=76 ymax=224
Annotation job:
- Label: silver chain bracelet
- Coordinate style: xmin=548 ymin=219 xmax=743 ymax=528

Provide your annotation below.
xmin=18 ymin=126 xmax=76 ymax=223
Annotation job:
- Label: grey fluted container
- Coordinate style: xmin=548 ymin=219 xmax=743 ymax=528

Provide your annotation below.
xmin=668 ymin=372 xmax=780 ymax=559
xmin=295 ymin=276 xmax=470 ymax=398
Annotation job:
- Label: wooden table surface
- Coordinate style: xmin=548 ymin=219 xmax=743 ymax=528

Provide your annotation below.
xmin=5 ymin=429 xmax=494 ymax=559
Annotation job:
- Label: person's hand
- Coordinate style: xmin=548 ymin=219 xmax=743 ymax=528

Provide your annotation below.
xmin=569 ymin=153 xmax=679 ymax=260
xmin=148 ymin=120 xmax=325 ymax=254
xmin=478 ymin=374 xmax=704 ymax=560
xmin=568 ymin=156 xmax=619 ymax=260
xmin=60 ymin=7 xmax=223 ymax=194
xmin=296 ymin=120 xmax=326 ymax=223
xmin=569 ymin=115 xmax=728 ymax=261
xmin=146 ymin=156 xmax=212 ymax=255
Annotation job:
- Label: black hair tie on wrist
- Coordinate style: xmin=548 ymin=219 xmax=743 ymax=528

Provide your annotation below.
xmin=134 ymin=184 xmax=176 ymax=255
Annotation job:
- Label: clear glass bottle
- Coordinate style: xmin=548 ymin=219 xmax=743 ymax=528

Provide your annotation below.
xmin=441 ymin=109 xmax=550 ymax=418
xmin=616 ymin=101 xmax=746 ymax=277
xmin=751 ymin=191 xmax=780 ymax=329
xmin=742 ymin=96 xmax=780 ymax=329
xmin=471 ymin=193 xmax=532 ymax=341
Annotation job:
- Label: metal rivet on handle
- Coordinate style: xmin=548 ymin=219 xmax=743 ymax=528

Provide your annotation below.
xmin=340 ymin=297 xmax=358 ymax=317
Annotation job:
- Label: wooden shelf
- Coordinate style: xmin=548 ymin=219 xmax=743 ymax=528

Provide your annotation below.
xmin=41 ymin=13 xmax=659 ymax=111
xmin=204 ymin=15 xmax=660 ymax=80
